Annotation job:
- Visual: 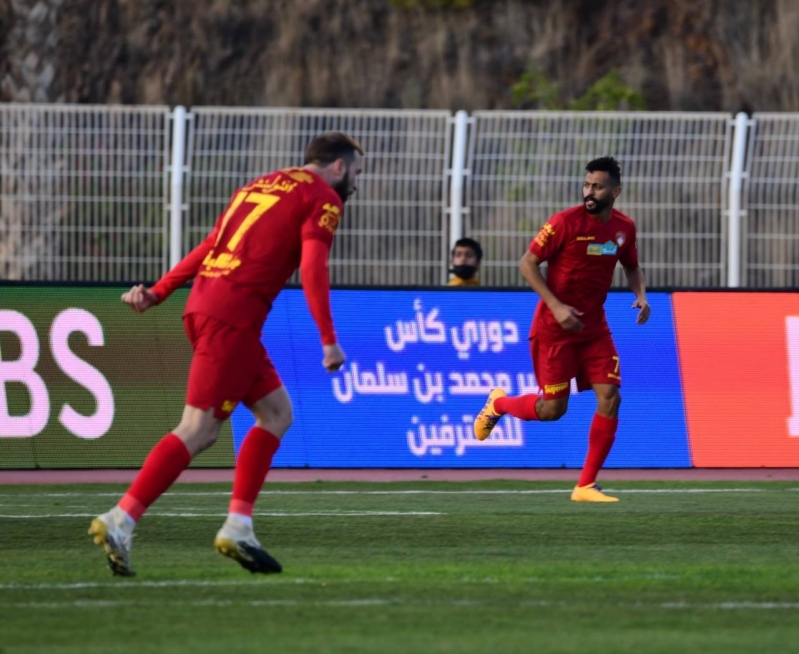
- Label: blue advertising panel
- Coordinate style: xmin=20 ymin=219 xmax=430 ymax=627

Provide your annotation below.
xmin=230 ymin=290 xmax=690 ymax=468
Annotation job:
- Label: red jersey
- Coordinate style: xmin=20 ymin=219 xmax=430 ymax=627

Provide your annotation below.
xmin=152 ymin=168 xmax=342 ymax=334
xmin=528 ymin=205 xmax=639 ymax=339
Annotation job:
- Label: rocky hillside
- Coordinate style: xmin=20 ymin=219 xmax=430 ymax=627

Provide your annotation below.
xmin=2 ymin=0 xmax=799 ymax=112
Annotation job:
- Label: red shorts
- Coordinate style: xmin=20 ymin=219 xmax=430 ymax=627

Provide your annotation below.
xmin=183 ymin=313 xmax=282 ymax=420
xmin=531 ymin=330 xmax=621 ymax=399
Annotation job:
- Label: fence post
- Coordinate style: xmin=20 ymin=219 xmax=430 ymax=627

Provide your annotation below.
xmin=169 ymin=106 xmax=188 ymax=271
xmin=447 ymin=110 xmax=469 ymax=282
xmin=727 ymin=111 xmax=749 ymax=288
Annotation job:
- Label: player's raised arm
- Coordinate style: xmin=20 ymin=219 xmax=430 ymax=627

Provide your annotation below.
xmin=122 ymin=212 xmax=225 ymax=313
xmin=120 ymin=284 xmax=160 ymax=313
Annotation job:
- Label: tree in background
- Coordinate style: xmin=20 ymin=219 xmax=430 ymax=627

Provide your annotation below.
xmin=512 ymin=68 xmax=646 ymax=111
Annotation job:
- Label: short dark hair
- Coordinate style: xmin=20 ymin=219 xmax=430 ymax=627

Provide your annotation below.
xmin=452 ymin=237 xmax=483 ymax=262
xmin=585 ymin=156 xmax=621 ymax=186
xmin=304 ymin=132 xmax=364 ymax=166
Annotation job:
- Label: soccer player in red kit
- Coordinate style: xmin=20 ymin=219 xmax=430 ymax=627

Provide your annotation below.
xmin=89 ymin=132 xmax=363 ymax=575
xmin=473 ymin=157 xmax=650 ymax=502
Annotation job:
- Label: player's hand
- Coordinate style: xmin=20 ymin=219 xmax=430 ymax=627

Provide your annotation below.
xmin=322 ymin=343 xmax=346 ymax=372
xmin=632 ymin=297 xmax=651 ymax=325
xmin=121 ymin=284 xmax=159 ymax=314
xmin=553 ymin=303 xmax=584 ymax=332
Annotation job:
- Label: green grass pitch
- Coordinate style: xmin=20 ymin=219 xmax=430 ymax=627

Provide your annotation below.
xmin=0 ymin=481 xmax=798 ymax=653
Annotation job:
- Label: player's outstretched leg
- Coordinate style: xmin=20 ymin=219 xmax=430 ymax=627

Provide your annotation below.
xmin=214 ymin=516 xmax=282 ymax=574
xmin=88 ymin=506 xmax=136 ymax=576
xmin=473 ymin=388 xmax=507 ymax=441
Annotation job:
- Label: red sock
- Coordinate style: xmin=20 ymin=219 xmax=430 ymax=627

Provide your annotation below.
xmin=577 ymin=414 xmax=618 ymax=487
xmin=229 ymin=427 xmax=281 ymax=517
xmin=119 ymin=433 xmax=192 ymax=521
xmin=494 ymin=394 xmax=541 ymax=421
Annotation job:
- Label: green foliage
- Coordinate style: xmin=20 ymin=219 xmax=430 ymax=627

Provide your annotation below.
xmin=512 ymin=67 xmax=646 ymax=111
xmin=570 ymin=69 xmax=647 ymax=110
xmin=510 ymin=67 xmax=560 ymax=109
xmin=389 ymin=0 xmax=475 ymax=8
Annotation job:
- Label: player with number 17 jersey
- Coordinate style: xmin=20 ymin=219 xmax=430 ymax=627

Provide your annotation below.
xmin=89 ymin=133 xmax=363 ymax=578
xmin=178 ymin=167 xmax=344 ymax=334
xmin=151 ymin=167 xmax=346 ymax=418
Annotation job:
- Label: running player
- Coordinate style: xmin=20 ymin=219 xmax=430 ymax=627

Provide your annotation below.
xmin=89 ymin=132 xmax=363 ymax=575
xmin=473 ymin=156 xmax=650 ymax=502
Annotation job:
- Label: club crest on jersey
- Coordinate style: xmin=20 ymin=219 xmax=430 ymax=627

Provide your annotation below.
xmin=587 ymin=241 xmax=618 ymax=256
xmin=615 ymin=231 xmax=626 ymax=246
xmin=318 ymin=203 xmax=341 ymax=234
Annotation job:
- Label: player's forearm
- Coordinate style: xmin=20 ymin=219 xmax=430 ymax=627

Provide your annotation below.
xmin=150 ymin=238 xmax=213 ymax=302
xmin=300 ymin=239 xmax=337 ymax=346
xmin=520 ymin=255 xmax=562 ymax=310
xmin=624 ymin=266 xmax=647 ymax=301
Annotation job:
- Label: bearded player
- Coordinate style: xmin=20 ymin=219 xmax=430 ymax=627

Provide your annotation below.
xmin=474 ymin=157 xmax=650 ymax=502
xmin=89 ymin=132 xmax=363 ymax=575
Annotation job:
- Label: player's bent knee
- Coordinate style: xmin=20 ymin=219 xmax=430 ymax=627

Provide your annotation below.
xmin=252 ymin=403 xmax=293 ymax=437
xmin=596 ymin=388 xmax=621 ymax=417
xmin=173 ymin=406 xmax=223 ymax=455
xmin=266 ymin=407 xmax=293 ymax=434
xmin=537 ymin=399 xmax=568 ymax=422
xmin=250 ymin=386 xmax=294 ymax=437
xmin=199 ymin=429 xmax=219 ymax=450
xmin=174 ymin=425 xmax=220 ymax=456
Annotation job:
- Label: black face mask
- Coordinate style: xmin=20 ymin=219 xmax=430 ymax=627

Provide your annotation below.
xmin=450 ymin=265 xmax=478 ymax=280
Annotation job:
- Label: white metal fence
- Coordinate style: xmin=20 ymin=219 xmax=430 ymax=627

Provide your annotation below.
xmin=0 ymin=104 xmax=171 ymax=281
xmin=742 ymin=114 xmax=799 ymax=288
xmin=465 ymin=111 xmax=733 ymax=287
xmin=0 ymin=104 xmax=797 ymax=288
xmin=184 ymin=108 xmax=452 ymax=285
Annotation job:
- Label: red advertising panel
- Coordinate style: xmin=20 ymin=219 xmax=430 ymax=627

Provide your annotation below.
xmin=673 ymin=293 xmax=799 ymax=467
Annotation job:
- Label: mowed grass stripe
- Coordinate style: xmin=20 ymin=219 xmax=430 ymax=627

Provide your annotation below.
xmin=0 ymin=511 xmax=444 ymax=518
xmin=4 ymin=598 xmax=799 ymax=610
xmin=0 ymin=572 xmax=691 ymax=591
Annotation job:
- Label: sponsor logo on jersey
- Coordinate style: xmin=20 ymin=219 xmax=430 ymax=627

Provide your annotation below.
xmin=602 ymin=241 xmax=619 ymax=255
xmin=200 ymin=251 xmax=243 ymax=276
xmin=544 ymin=381 xmax=569 ymax=395
xmin=576 ymin=235 xmax=596 ymax=241
xmin=587 ymin=241 xmax=619 ymax=256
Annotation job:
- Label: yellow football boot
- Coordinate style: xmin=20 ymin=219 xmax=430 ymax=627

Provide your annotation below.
xmin=570 ymin=483 xmax=619 ymax=503
xmin=473 ymin=388 xmax=507 ymax=441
